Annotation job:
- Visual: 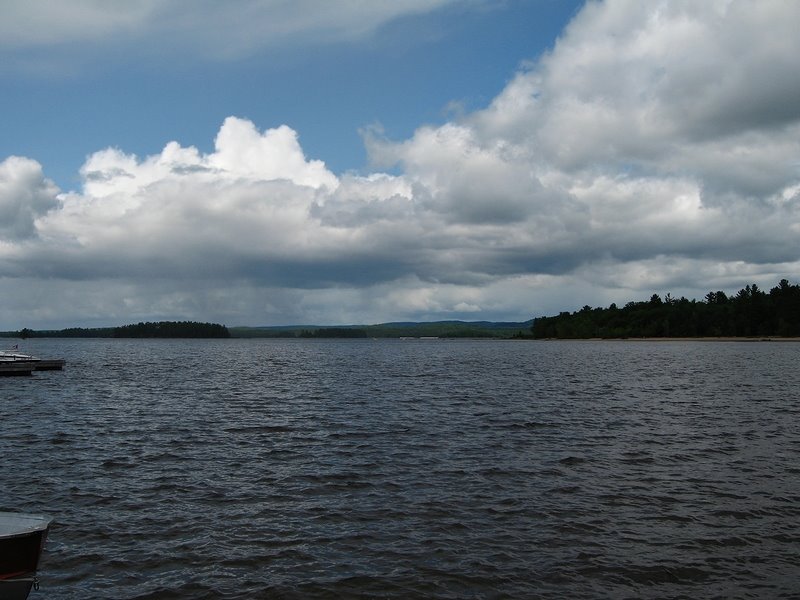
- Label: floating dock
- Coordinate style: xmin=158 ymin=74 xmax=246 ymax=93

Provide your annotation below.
xmin=0 ymin=352 xmax=65 ymax=376
xmin=30 ymin=359 xmax=66 ymax=371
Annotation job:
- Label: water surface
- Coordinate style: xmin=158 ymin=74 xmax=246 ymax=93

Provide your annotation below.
xmin=2 ymin=338 xmax=798 ymax=598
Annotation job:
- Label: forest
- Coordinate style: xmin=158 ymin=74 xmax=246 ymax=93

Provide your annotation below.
xmin=4 ymin=322 xmax=230 ymax=339
xmin=112 ymin=321 xmax=230 ymax=338
xmin=299 ymin=327 xmax=369 ymax=338
xmin=531 ymin=279 xmax=800 ymax=339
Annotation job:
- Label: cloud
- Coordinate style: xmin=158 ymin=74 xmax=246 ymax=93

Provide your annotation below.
xmin=0 ymin=0 xmax=465 ymax=62
xmin=2 ymin=0 xmax=800 ymax=328
xmin=469 ymin=1 xmax=800 ymax=177
xmin=0 ymin=157 xmax=59 ymax=241
xmin=376 ymin=0 xmax=800 ymax=265
xmin=29 ymin=118 xmax=340 ymax=281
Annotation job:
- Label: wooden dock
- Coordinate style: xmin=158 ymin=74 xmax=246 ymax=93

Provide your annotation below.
xmin=32 ymin=359 xmax=66 ymax=371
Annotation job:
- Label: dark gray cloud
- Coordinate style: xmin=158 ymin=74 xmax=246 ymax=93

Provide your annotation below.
xmin=0 ymin=156 xmax=59 ymax=240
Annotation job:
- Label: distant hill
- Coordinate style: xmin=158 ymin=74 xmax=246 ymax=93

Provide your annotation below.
xmin=230 ymin=320 xmax=534 ymax=339
xmin=1 ymin=320 xmax=533 ymax=339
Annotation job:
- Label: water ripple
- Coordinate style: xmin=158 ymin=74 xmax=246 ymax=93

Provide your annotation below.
xmin=2 ymin=338 xmax=799 ymax=598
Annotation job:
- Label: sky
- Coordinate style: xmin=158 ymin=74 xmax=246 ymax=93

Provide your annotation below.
xmin=1 ymin=0 xmax=799 ymax=330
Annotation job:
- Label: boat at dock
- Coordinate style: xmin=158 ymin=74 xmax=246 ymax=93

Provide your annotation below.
xmin=0 ymin=351 xmax=65 ymax=375
xmin=0 ymin=512 xmax=53 ymax=599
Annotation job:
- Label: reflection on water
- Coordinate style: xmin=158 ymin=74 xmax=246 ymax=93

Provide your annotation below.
xmin=2 ymin=338 xmax=799 ymax=599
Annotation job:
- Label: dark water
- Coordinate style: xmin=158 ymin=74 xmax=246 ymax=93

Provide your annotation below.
xmin=2 ymin=338 xmax=799 ymax=599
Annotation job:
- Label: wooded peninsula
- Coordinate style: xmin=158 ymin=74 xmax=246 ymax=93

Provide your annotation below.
xmin=11 ymin=321 xmax=231 ymax=339
xmin=531 ymin=279 xmax=800 ymax=339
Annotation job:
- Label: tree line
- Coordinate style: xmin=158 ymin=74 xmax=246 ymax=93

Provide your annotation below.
xmin=8 ymin=321 xmax=230 ymax=339
xmin=299 ymin=327 xmax=369 ymax=338
xmin=112 ymin=321 xmax=230 ymax=338
xmin=531 ymin=279 xmax=800 ymax=339
xmin=11 ymin=327 xmax=115 ymax=339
